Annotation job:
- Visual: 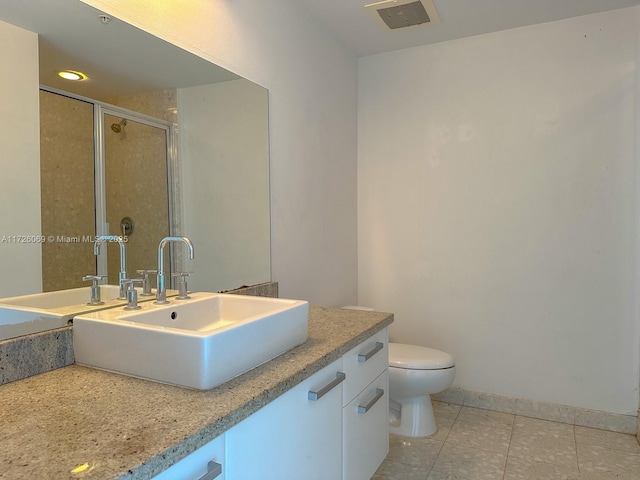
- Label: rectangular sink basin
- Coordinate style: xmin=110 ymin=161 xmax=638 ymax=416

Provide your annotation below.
xmin=0 ymin=285 xmax=124 ymax=309
xmin=73 ymin=292 xmax=309 ymax=390
xmin=0 ymin=286 xmax=172 ymax=341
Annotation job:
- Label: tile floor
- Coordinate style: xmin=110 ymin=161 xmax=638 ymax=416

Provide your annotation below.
xmin=372 ymin=401 xmax=640 ymax=480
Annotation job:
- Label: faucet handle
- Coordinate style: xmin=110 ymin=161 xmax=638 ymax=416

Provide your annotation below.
xmin=122 ymin=278 xmax=144 ymax=310
xmin=172 ymin=272 xmax=192 ymax=300
xmin=82 ymin=274 xmax=107 ymax=283
xmin=136 ymin=269 xmax=157 ymax=296
xmin=82 ymin=275 xmax=107 ymax=306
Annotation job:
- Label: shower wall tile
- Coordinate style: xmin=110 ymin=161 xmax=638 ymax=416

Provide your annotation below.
xmin=109 ymin=89 xmax=177 ymax=122
xmin=39 ymin=91 xmax=96 ymax=291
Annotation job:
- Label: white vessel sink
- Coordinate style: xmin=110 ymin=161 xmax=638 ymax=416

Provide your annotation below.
xmin=0 ymin=286 xmax=168 ymax=341
xmin=73 ymin=292 xmax=309 ymax=390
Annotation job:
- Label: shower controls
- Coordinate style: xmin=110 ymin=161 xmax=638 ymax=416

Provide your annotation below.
xmin=120 ymin=216 xmax=134 ymax=237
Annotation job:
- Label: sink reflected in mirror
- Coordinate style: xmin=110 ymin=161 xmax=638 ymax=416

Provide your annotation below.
xmin=73 ymin=293 xmax=309 ymax=390
xmin=0 ymin=286 xmax=176 ymax=341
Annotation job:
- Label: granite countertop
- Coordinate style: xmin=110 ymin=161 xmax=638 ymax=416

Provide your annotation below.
xmin=0 ymin=305 xmax=393 ymax=480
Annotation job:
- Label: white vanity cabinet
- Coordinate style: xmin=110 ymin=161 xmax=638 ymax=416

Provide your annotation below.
xmin=342 ymin=329 xmax=389 ymax=480
xmin=151 ymin=328 xmax=389 ymax=480
xmin=225 ymin=356 xmax=345 ymax=479
xmin=151 ymin=433 xmax=225 ymax=480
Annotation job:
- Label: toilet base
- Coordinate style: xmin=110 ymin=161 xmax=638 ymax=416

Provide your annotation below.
xmin=388 ymin=395 xmax=437 ymax=437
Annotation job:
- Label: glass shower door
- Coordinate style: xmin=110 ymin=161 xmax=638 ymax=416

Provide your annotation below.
xmin=99 ymin=111 xmax=171 ymax=285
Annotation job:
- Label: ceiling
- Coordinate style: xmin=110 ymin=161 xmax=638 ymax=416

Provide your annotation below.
xmin=1 ymin=0 xmax=639 ymax=98
xmin=0 ymin=0 xmax=238 ymax=100
xmin=295 ymin=0 xmax=640 ymax=56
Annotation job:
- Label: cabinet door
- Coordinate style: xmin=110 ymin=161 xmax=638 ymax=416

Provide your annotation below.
xmin=343 ymin=370 xmax=389 ymax=480
xmin=151 ymin=434 xmax=225 ymax=480
xmin=226 ymin=358 xmax=344 ymax=480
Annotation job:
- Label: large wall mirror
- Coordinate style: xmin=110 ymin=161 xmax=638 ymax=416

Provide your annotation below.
xmin=0 ymin=1 xmax=271 ymax=306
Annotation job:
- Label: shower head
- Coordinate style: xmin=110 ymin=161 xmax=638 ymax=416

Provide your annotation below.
xmin=111 ymin=118 xmax=127 ymax=133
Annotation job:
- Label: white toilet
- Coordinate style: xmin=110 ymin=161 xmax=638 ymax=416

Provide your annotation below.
xmin=341 ymin=306 xmax=455 ymax=437
xmin=388 ymin=342 xmax=456 ymax=437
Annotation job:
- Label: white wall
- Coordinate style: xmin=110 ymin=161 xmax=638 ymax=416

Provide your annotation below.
xmin=0 ymin=20 xmax=42 ymax=296
xmin=179 ymin=79 xmax=270 ymax=292
xmin=359 ymin=8 xmax=640 ymax=415
xmin=81 ymin=0 xmax=359 ymax=306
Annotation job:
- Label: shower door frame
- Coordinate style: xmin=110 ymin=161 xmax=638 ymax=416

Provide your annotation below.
xmin=40 ymin=86 xmax=179 ymax=284
xmin=95 ymin=104 xmax=178 ymax=280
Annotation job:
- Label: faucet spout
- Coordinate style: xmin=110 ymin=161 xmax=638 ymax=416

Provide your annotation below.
xmin=155 ymin=236 xmax=195 ymax=304
xmin=94 ymin=235 xmax=128 ymax=298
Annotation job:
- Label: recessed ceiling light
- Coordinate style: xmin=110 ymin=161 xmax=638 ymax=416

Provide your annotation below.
xmin=57 ymin=70 xmax=87 ymax=81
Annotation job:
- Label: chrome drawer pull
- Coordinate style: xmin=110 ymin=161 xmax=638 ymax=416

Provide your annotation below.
xmin=358 ymin=388 xmax=384 ymax=414
xmin=198 ymin=461 xmax=222 ymax=480
xmin=358 ymin=342 xmax=384 ymax=362
xmin=308 ymin=372 xmax=346 ymax=401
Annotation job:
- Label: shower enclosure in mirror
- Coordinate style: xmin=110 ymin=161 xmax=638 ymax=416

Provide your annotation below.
xmin=39 ymin=88 xmax=175 ymax=291
xmin=0 ymin=0 xmax=271 ymax=345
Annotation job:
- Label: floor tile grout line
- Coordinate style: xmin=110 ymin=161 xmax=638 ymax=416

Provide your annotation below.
xmin=574 ymin=425 xmax=583 ymax=478
xmin=427 ymin=408 xmax=458 ymax=480
xmin=423 ymin=441 xmax=444 ymax=480
xmin=500 ymin=413 xmax=517 ymax=480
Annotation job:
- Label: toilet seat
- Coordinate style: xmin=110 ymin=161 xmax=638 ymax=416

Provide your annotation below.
xmin=389 ymin=343 xmax=454 ymax=370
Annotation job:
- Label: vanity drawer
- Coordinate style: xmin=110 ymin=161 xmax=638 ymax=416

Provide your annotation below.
xmin=343 ymin=370 xmax=389 ymax=480
xmin=343 ymin=328 xmax=388 ymax=405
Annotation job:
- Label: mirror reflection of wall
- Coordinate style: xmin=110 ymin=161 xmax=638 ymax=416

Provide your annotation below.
xmin=0 ymin=19 xmax=41 ymax=297
xmin=180 ymin=79 xmax=271 ymax=293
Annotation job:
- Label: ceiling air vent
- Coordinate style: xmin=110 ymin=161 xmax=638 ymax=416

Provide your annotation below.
xmin=365 ymin=0 xmax=440 ymax=30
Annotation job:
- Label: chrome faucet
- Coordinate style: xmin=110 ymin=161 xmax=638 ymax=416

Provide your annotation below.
xmin=122 ymin=278 xmax=144 ymax=310
xmin=82 ymin=274 xmax=107 ymax=305
xmin=155 ymin=236 xmax=195 ymax=304
xmin=94 ymin=235 xmax=128 ymax=299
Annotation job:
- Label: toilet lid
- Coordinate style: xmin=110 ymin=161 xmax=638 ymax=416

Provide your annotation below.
xmin=389 ymin=343 xmax=454 ymax=370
